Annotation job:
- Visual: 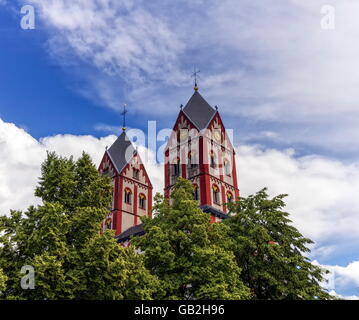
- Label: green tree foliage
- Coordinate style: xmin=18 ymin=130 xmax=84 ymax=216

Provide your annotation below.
xmin=0 ymin=269 xmax=7 ymax=294
xmin=224 ymin=188 xmax=332 ymax=300
xmin=132 ymin=177 xmax=250 ymax=300
xmin=0 ymin=152 xmax=159 ymax=300
xmin=35 ymin=152 xmax=112 ymax=211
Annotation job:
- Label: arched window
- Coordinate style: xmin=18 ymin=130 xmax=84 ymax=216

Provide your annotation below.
xmin=173 ymin=157 xmax=180 ymax=176
xmin=133 ymin=168 xmax=140 ymax=180
xmin=210 ymin=151 xmax=217 ymax=169
xmin=124 ymin=188 xmax=132 ymax=204
xmin=212 ymin=185 xmax=220 ymax=205
xmin=139 ymin=194 xmax=146 ymax=210
xmin=227 ymin=192 xmax=233 ymax=203
xmin=193 ymin=184 xmax=199 ymax=201
xmin=224 ymin=159 xmax=231 ymax=176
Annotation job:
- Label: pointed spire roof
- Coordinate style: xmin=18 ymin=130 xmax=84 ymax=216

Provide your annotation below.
xmin=182 ymin=91 xmax=217 ymax=130
xmin=107 ymin=131 xmax=135 ymax=174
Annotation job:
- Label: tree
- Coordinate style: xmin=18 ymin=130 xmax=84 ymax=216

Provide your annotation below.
xmin=35 ymin=152 xmax=112 ymax=211
xmin=224 ymin=188 xmax=332 ymax=300
xmin=132 ymin=177 xmax=250 ymax=300
xmin=0 ymin=152 xmax=159 ymax=300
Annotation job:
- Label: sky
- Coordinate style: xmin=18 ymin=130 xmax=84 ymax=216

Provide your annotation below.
xmin=1 ymin=0 xmax=359 ymax=298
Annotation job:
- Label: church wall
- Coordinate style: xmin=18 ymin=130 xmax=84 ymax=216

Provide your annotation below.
xmin=138 ymin=206 xmax=147 ymax=217
xmin=123 ymin=163 xmax=147 ymax=185
xmin=121 ymin=212 xmax=134 ymax=233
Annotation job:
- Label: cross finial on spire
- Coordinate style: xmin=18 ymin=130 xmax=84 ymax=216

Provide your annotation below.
xmin=191 ymin=67 xmax=200 ymax=91
xmin=121 ymin=104 xmax=128 ymax=132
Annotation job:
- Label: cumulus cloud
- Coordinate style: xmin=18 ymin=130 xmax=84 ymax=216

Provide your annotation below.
xmin=0 ymin=118 xmax=163 ymax=215
xmin=236 ymin=145 xmax=359 ymax=245
xmin=312 ymin=260 xmax=359 ymax=299
xmin=0 ymin=119 xmax=44 ymax=214
xmin=331 ymin=261 xmax=359 ymax=290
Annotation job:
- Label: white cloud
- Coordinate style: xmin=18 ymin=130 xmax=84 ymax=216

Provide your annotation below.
xmin=331 ymin=291 xmax=359 ymax=300
xmin=0 ymin=118 xmax=163 ymax=215
xmin=25 ymin=0 xmax=185 ymax=87
xmin=328 ymin=261 xmax=359 ymax=291
xmin=236 ymin=145 xmax=359 ymax=247
xmin=313 ymin=260 xmax=359 ymax=299
xmin=201 ymin=0 xmax=359 ymax=154
xmin=0 ymin=119 xmax=44 ymax=215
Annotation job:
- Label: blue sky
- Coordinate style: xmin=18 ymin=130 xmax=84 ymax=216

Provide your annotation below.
xmin=1 ymin=0 xmax=359 ymax=298
xmin=0 ymin=6 xmax=125 ymax=138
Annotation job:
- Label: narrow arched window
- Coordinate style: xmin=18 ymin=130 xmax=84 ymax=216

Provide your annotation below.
xmin=133 ymin=168 xmax=140 ymax=180
xmin=173 ymin=158 xmax=180 ymax=176
xmin=224 ymin=159 xmax=231 ymax=176
xmin=212 ymin=185 xmax=220 ymax=204
xmin=139 ymin=194 xmax=146 ymax=210
xmin=210 ymin=151 xmax=217 ymax=169
xmin=124 ymin=188 xmax=132 ymax=204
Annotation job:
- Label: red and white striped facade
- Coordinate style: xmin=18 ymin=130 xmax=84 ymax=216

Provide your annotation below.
xmin=164 ymin=93 xmax=239 ymax=223
xmin=98 ymin=147 xmax=152 ymax=236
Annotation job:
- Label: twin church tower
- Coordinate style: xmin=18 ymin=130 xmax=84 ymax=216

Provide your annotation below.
xmin=98 ymin=87 xmax=239 ymax=243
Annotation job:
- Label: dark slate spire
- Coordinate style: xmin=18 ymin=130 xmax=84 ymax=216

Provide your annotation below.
xmin=182 ymin=91 xmax=217 ymax=130
xmin=107 ymin=131 xmax=135 ymax=174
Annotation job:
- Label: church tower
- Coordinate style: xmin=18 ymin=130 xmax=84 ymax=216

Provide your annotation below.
xmin=164 ymin=88 xmax=239 ymax=222
xmin=98 ymin=130 xmax=153 ymax=237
